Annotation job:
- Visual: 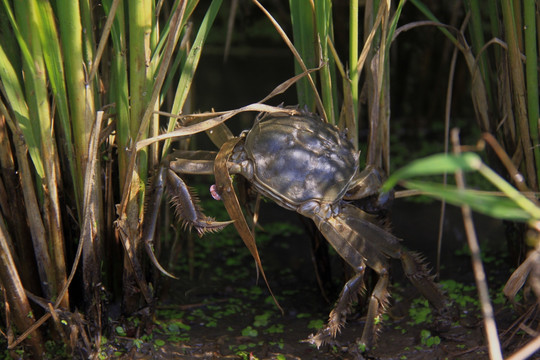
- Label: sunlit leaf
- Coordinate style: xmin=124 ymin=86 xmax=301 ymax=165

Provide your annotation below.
xmin=402 ymin=180 xmax=532 ymax=222
xmin=383 ymin=152 xmax=481 ymax=191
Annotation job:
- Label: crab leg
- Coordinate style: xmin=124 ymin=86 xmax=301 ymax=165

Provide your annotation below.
xmin=141 ymin=151 xmax=232 ymax=277
xmin=361 ymin=271 xmax=390 ymax=348
xmin=338 ymin=204 xmax=448 ymax=312
xmin=306 ymin=206 xmax=392 ymax=348
xmin=147 ymin=150 xmax=233 ymax=236
xmin=344 ymin=165 xmax=386 ymax=200
xmin=306 ymin=203 xmax=447 ymax=349
xmin=169 ymin=150 xmax=217 ymax=175
xmin=399 ymin=251 xmax=447 ymax=310
xmin=163 ymin=168 xmax=232 ymax=235
xmin=308 ymin=263 xmax=367 ymax=347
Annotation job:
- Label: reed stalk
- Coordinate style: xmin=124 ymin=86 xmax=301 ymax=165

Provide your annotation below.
xmin=0 ymin=0 xmax=220 ymax=355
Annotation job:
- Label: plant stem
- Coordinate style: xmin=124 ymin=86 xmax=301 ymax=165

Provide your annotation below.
xmin=523 ymin=0 xmax=540 ymax=188
xmin=57 ymin=0 xmax=94 ymax=188
xmin=451 ymin=129 xmax=503 ymax=360
xmin=501 ymin=0 xmax=537 ymax=190
xmin=350 ymin=0 xmax=359 ymax=127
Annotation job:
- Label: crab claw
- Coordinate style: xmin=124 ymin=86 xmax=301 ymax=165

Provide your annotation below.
xmin=165 ymin=169 xmax=233 ymax=236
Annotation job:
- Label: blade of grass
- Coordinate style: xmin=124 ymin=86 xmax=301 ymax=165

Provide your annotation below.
xmin=79 ymin=0 xmax=96 ymax=75
xmin=289 ymin=0 xmax=316 ymax=111
xmin=127 ymin=0 xmax=154 ymax=219
xmin=158 ymin=0 xmax=199 ymax=102
xmin=477 ymin=163 xmax=540 ymax=221
xmin=137 ymin=104 xmax=299 ymax=150
xmin=409 ymin=0 xmax=457 ymax=45
xmin=383 ymin=152 xmax=482 ymax=190
xmin=372 ymin=0 xmax=391 ymax=170
xmin=56 ymin=0 xmax=95 ymax=185
xmin=349 ymin=0 xmax=359 ymax=124
xmin=35 ymin=0 xmax=81 ymax=219
xmin=0 ymin=0 xmax=44 ymax=179
xmin=102 ymin=0 xmax=130 ymax=184
xmin=465 ymin=0 xmax=494 ymax=108
xmin=400 ymin=181 xmax=532 ymax=222
xmin=151 ymin=0 xmax=198 ymax=68
xmin=88 ymin=0 xmax=120 ymax=82
xmin=385 ymin=150 xmax=540 ymax=223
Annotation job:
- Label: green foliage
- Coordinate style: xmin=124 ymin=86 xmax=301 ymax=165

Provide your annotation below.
xmin=153 ymin=339 xmax=166 ymax=348
xmin=0 ymin=0 xmax=222 ymax=355
xmin=440 ymin=280 xmax=479 ymax=309
xmin=264 ymin=324 xmax=284 ymax=334
xmin=1 ymin=0 xmax=538 ymax=357
xmin=357 ymin=342 xmax=367 ymax=353
xmin=253 ymin=312 xmax=272 ymax=327
xmin=241 ymin=325 xmax=259 ymax=337
xmin=420 ymin=329 xmax=441 ymax=347
xmin=384 ymin=152 xmax=540 ymax=223
xmin=307 ymin=319 xmax=325 ymax=330
xmin=115 ymin=326 xmax=127 ymax=337
xmin=408 ymin=299 xmax=433 ymax=325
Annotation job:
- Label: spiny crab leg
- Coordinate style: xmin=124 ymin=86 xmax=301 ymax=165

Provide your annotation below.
xmin=306 ymin=203 xmax=448 ymax=349
xmin=338 ymin=205 xmax=448 ymax=312
xmin=142 ymin=152 xmax=232 ymax=279
xmin=164 ymin=169 xmax=233 ymax=234
xmin=306 ymin=263 xmax=367 ymax=345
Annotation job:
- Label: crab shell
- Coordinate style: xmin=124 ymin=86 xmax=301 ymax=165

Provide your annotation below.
xmin=241 ymin=112 xmax=359 ymax=215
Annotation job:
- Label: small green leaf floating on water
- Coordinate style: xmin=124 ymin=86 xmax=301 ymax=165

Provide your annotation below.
xmin=253 ymin=312 xmax=271 ymax=327
xmin=154 ymin=339 xmax=166 ymax=347
xmin=420 ymin=329 xmax=441 ymax=347
xmin=115 ymin=326 xmax=127 ymax=336
xmin=242 ymin=326 xmax=258 ymax=337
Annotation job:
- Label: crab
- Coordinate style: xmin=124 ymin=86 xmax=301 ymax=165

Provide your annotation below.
xmin=144 ymin=109 xmax=449 ymax=349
